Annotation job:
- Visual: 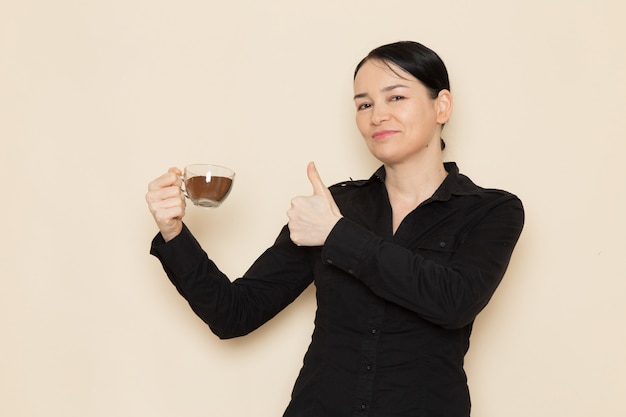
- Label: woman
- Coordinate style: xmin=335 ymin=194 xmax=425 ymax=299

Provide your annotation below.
xmin=146 ymin=41 xmax=524 ymax=417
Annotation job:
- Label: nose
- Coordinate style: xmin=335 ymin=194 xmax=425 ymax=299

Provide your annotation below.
xmin=371 ymin=104 xmax=390 ymax=125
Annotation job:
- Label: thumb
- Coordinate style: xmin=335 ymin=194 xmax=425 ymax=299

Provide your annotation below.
xmin=307 ymin=161 xmax=328 ymax=196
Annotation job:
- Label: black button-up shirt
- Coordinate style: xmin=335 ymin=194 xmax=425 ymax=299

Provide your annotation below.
xmin=151 ymin=162 xmax=524 ymax=417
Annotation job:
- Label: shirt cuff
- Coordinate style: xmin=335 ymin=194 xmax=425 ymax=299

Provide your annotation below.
xmin=321 ymin=217 xmax=377 ymax=277
xmin=149 ymin=224 xmax=206 ymax=276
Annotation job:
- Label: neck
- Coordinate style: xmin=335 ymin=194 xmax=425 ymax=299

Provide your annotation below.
xmin=384 ymin=154 xmax=447 ymax=209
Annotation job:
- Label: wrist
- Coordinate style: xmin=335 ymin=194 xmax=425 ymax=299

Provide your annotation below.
xmin=161 ymin=225 xmax=182 ymax=242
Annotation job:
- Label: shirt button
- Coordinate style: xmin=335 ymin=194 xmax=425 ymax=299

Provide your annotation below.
xmin=326 ymin=259 xmax=333 ymax=264
xmin=365 ymin=364 xmax=372 ymax=371
xmin=439 ymin=241 xmax=446 ymax=248
xmin=360 ymin=403 xmax=368 ymax=410
xmin=371 ymin=329 xmax=377 ymax=334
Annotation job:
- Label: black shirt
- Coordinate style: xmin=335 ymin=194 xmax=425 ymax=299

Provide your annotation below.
xmin=150 ymin=162 xmax=524 ymax=417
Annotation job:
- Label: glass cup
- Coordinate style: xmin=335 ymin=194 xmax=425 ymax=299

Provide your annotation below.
xmin=182 ymin=164 xmax=235 ymax=208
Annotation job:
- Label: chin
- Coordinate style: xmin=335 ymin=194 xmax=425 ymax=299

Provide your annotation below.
xmin=366 ymin=144 xmax=398 ymax=164
xmin=370 ymin=152 xmax=400 ymax=166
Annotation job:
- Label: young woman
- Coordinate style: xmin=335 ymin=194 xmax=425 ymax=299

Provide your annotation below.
xmin=146 ymin=41 xmax=524 ymax=417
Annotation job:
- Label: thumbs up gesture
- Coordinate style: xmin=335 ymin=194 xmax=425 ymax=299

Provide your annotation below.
xmin=287 ymin=162 xmax=343 ymax=246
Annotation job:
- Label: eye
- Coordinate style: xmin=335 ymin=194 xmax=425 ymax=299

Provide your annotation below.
xmin=356 ymin=102 xmax=372 ymax=111
xmin=390 ymin=95 xmax=405 ymax=102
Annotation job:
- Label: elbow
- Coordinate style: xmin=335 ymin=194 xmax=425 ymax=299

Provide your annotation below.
xmin=437 ymin=314 xmax=476 ymax=330
xmin=434 ymin=271 xmax=498 ymax=329
xmin=429 ymin=308 xmax=473 ymax=330
xmin=209 ymin=324 xmax=250 ymax=340
xmin=429 ymin=297 xmax=490 ymax=330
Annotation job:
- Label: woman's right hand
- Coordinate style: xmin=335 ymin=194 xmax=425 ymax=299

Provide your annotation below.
xmin=145 ymin=167 xmax=186 ymax=242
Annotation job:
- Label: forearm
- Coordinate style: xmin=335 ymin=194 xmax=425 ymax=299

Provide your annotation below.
xmin=322 ymin=199 xmax=524 ymax=329
xmin=150 ymin=224 xmax=315 ymax=338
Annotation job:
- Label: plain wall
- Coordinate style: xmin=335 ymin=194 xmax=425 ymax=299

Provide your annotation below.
xmin=1 ymin=0 xmax=625 ymax=416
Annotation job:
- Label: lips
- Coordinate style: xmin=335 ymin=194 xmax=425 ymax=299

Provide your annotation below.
xmin=371 ymin=130 xmax=398 ymax=140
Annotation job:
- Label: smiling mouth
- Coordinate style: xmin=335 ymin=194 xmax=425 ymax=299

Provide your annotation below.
xmin=372 ymin=130 xmax=397 ymax=140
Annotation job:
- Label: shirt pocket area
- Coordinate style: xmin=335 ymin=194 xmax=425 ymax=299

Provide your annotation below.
xmin=413 ymin=234 xmax=459 ymax=263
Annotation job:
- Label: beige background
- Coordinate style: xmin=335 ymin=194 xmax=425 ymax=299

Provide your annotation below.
xmin=1 ymin=0 xmax=625 ymax=416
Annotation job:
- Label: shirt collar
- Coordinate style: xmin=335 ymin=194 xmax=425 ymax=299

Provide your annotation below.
xmin=369 ymin=162 xmax=482 ymax=201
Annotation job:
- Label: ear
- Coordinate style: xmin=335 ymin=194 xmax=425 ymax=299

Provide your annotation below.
xmin=435 ymin=89 xmax=453 ymax=125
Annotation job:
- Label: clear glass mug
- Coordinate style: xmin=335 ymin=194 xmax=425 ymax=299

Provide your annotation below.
xmin=182 ymin=164 xmax=235 ymax=208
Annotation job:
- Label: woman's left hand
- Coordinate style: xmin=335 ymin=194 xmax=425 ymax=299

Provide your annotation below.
xmin=287 ymin=162 xmax=343 ymax=246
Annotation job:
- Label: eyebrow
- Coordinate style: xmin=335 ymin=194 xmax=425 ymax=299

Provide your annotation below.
xmin=353 ymin=84 xmax=409 ymax=100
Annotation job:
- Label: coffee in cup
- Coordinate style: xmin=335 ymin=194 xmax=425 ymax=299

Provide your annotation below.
xmin=183 ymin=164 xmax=235 ymax=208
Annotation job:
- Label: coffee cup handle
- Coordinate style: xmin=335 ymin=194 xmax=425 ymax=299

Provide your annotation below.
xmin=180 ymin=175 xmax=190 ymax=199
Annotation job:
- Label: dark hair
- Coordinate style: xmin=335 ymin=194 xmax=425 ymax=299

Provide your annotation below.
xmin=354 ymin=41 xmax=450 ymax=150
